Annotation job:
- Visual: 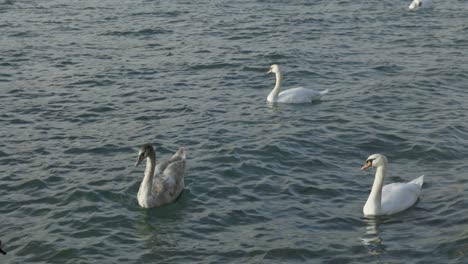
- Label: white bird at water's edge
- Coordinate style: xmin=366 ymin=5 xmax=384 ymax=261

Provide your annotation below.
xmin=360 ymin=154 xmax=424 ymax=216
xmin=266 ymin=64 xmax=328 ymax=104
xmin=409 ymin=0 xmax=431 ymax=10
xmin=135 ymin=144 xmax=186 ymax=208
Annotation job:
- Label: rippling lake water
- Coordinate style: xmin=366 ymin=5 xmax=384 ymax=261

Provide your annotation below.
xmin=1 ymin=0 xmax=468 ymax=263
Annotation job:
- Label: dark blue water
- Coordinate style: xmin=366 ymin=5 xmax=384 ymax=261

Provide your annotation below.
xmin=1 ymin=0 xmax=468 ymax=263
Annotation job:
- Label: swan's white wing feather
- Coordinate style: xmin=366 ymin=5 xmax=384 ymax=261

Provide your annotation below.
xmin=381 ymin=178 xmax=423 ymax=215
xmin=277 ymin=87 xmax=327 ymax=103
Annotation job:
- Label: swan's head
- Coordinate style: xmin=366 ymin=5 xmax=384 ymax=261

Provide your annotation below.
xmin=409 ymin=0 xmax=422 ymax=10
xmin=267 ymin=64 xmax=280 ymax=74
xmin=361 ymin=154 xmax=388 ymax=171
xmin=135 ymin=143 xmax=155 ymax=167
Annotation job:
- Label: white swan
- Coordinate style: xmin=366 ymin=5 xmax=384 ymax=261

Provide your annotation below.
xmin=135 ymin=144 xmax=186 ymax=208
xmin=409 ymin=0 xmax=431 ymax=10
xmin=266 ymin=64 xmax=328 ymax=103
xmin=360 ymin=154 xmax=424 ymax=216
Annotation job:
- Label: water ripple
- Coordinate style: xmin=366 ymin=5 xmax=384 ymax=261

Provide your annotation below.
xmin=1 ymin=1 xmax=467 ymax=263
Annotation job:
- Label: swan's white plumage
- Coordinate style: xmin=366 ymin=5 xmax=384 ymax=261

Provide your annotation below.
xmin=135 ymin=144 xmax=186 ymax=208
xmin=409 ymin=0 xmax=431 ymax=10
xmin=379 ymin=175 xmax=424 ymax=215
xmin=361 ymin=154 xmax=424 ymax=216
xmin=275 ymin=87 xmax=329 ymax=104
xmin=266 ymin=64 xmax=328 ymax=103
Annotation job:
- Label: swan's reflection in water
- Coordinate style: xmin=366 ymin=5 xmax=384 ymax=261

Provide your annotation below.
xmin=360 ymin=217 xmax=387 ymax=255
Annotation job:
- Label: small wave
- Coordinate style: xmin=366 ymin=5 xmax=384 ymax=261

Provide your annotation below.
xmin=101 ymin=28 xmax=172 ymax=38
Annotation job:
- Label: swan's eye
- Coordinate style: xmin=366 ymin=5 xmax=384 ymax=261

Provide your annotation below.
xmin=366 ymin=158 xmax=376 ymax=164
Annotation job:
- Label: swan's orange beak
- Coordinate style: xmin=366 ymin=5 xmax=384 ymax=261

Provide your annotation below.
xmin=135 ymin=154 xmax=145 ymax=167
xmin=360 ymin=161 xmax=372 ymax=171
xmin=266 ymin=68 xmax=272 ymax=74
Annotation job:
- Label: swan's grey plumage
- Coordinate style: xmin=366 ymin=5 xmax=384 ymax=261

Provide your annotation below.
xmin=360 ymin=154 xmax=424 ymax=216
xmin=266 ymin=64 xmax=328 ymax=103
xmin=135 ymin=144 xmax=186 ymax=208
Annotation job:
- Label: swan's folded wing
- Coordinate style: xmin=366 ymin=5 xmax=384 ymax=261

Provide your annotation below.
xmin=161 ymin=160 xmax=186 ymax=195
xmin=381 ymin=183 xmax=421 ymax=214
xmin=154 ymin=159 xmax=170 ymax=178
xmin=153 ymin=148 xmax=186 ymax=178
xmin=278 ymin=87 xmax=324 ymax=103
xmin=165 ymin=159 xmax=186 ymax=180
xmin=160 ymin=148 xmax=186 ymax=195
xmin=170 ymin=147 xmax=186 ymax=160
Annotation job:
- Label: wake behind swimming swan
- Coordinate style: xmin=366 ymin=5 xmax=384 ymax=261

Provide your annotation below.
xmin=266 ymin=64 xmax=328 ymax=104
xmin=360 ymin=154 xmax=424 ymax=216
xmin=135 ymin=144 xmax=186 ymax=208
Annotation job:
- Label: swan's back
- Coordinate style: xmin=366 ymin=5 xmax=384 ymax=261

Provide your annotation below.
xmin=277 ymin=88 xmax=328 ymax=103
xmin=381 ymin=175 xmax=424 ymax=215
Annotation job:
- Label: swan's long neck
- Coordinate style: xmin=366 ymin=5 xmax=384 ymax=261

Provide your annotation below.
xmin=267 ymin=71 xmax=282 ymax=102
xmin=139 ymin=152 xmax=156 ymax=200
xmin=365 ymin=164 xmax=386 ymax=215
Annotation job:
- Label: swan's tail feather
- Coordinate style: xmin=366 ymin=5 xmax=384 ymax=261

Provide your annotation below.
xmin=409 ymin=175 xmax=424 ymax=188
xmin=172 ymin=147 xmax=186 ymax=160
xmin=319 ymin=89 xmax=329 ymax=97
